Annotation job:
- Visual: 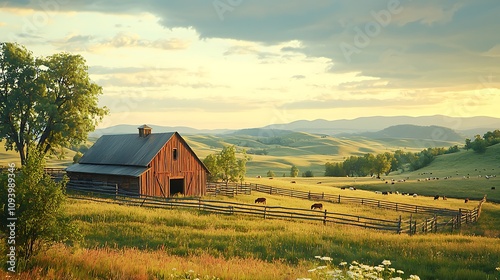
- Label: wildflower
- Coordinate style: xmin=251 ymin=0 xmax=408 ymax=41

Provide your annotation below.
xmin=382 ymin=259 xmax=392 ymax=266
xmin=374 ymin=266 xmax=384 ymax=272
xmin=397 ymin=270 xmax=404 ymax=275
xmin=314 ymin=255 xmax=322 ymax=259
xmin=317 ymin=266 xmax=327 ymax=270
xmin=321 ymin=256 xmax=332 ymax=261
xmin=390 ymin=278 xmax=403 ymax=280
xmin=496 ymin=267 xmax=500 ymax=271
xmin=308 ymin=268 xmax=316 ymax=272
xmin=188 ymin=270 xmax=194 ymax=273
xmin=409 ymin=275 xmax=421 ymax=280
xmin=389 ymin=268 xmax=396 ymax=273
xmin=339 ymin=261 xmax=348 ymax=266
xmin=352 ymin=260 xmax=359 ymax=265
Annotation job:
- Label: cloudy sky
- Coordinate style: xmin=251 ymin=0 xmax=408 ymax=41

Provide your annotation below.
xmin=1 ymin=0 xmax=499 ymax=129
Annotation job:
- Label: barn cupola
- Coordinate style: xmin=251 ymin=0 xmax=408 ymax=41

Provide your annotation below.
xmin=138 ymin=124 xmax=152 ymax=137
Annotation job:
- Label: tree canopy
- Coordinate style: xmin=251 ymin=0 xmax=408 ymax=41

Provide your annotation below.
xmin=0 ymin=42 xmax=108 ymax=164
xmin=203 ymin=145 xmax=249 ymax=185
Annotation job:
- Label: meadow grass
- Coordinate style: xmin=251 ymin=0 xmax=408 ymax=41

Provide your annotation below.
xmin=2 ymin=195 xmax=498 ymax=279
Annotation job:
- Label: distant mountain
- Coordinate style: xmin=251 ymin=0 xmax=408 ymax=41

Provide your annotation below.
xmin=231 ymin=128 xmax=295 ymax=137
xmin=263 ymin=115 xmax=500 ymax=136
xmin=349 ymin=124 xmax=465 ymax=142
xmin=89 ymin=124 xmax=232 ymax=138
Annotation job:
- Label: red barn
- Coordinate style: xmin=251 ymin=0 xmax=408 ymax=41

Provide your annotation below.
xmin=66 ymin=125 xmax=208 ymax=197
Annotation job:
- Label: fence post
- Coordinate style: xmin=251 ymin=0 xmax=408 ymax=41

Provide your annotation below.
xmin=397 ymin=215 xmax=402 ymax=234
xmin=308 ymin=191 xmax=311 ymax=200
xmin=264 ymin=206 xmax=267 ymax=219
xmin=338 ymin=194 xmax=341 ymax=204
xmin=322 ymin=192 xmax=324 ymax=199
xmin=409 ymin=214 xmax=413 ymax=235
xmin=396 ymin=203 xmax=398 ymax=212
xmin=323 ymin=210 xmax=327 ymax=225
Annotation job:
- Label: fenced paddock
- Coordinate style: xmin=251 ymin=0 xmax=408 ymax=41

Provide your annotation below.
xmin=65 ymin=180 xmax=486 ymax=235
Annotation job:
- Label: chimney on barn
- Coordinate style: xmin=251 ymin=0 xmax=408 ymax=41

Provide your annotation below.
xmin=138 ymin=124 xmax=152 ymax=137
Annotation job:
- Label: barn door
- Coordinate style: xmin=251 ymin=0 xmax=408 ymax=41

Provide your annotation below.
xmin=169 ymin=178 xmax=184 ymax=196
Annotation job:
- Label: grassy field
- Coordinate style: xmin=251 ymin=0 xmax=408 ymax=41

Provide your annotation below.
xmin=1 ymin=194 xmax=499 ymax=280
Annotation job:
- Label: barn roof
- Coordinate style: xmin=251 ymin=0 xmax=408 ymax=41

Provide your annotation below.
xmin=78 ymin=132 xmax=176 ymax=167
xmin=68 ymin=131 xmax=209 ymax=177
xmin=66 ymin=163 xmax=148 ymax=177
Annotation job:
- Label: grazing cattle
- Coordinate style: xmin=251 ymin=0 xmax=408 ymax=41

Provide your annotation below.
xmin=255 ymin=197 xmax=266 ymax=204
xmin=434 ymin=195 xmax=439 ymax=200
xmin=291 ymin=181 xmax=296 ymax=183
xmin=349 ymin=187 xmax=356 ymax=190
xmin=464 ymin=198 xmax=469 ymax=203
xmin=412 ymin=194 xmax=418 ymax=198
xmin=256 ymin=175 xmax=261 ymax=178
xmin=317 ymin=181 xmax=322 ymax=184
xmin=443 ymin=196 xmax=447 ymax=200
xmin=340 ymin=187 xmax=346 ymax=190
xmin=311 ymin=203 xmax=323 ymax=210
xmin=492 ymin=187 xmax=496 ymax=190
xmin=382 ymin=191 xmax=389 ymax=195
xmin=375 ymin=191 xmax=381 ymax=194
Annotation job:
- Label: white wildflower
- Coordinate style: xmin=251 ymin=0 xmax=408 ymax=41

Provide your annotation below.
xmin=314 ymin=255 xmax=322 ymax=259
xmin=390 ymin=278 xmax=402 ymax=280
xmin=409 ymin=275 xmax=421 ymax=280
xmin=321 ymin=256 xmax=332 ymax=261
xmin=374 ymin=266 xmax=384 ymax=272
xmin=397 ymin=270 xmax=404 ymax=274
xmin=389 ymin=268 xmax=396 ymax=272
xmin=317 ymin=266 xmax=327 ymax=270
xmin=382 ymin=259 xmax=392 ymax=266
xmin=339 ymin=261 xmax=348 ymax=266
xmin=308 ymin=268 xmax=316 ymax=272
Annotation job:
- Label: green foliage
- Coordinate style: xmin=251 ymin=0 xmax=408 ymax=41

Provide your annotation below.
xmin=72 ymin=152 xmax=83 ymax=163
xmin=0 ymin=42 xmax=108 ymax=165
xmin=290 ymin=165 xmax=299 ymax=177
xmin=465 ymin=130 xmax=500 ymax=153
xmin=203 ymin=146 xmax=249 ymax=184
xmin=328 ymin=145 xmax=463 ymax=177
xmin=266 ymin=170 xmax=275 ymax=177
xmin=324 ymin=162 xmax=346 ymax=177
xmin=302 ymin=170 xmax=314 ymax=177
xmin=0 ymin=151 xmax=80 ymax=269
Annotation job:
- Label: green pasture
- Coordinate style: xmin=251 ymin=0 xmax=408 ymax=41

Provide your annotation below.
xmin=2 ymin=194 xmax=498 ymax=279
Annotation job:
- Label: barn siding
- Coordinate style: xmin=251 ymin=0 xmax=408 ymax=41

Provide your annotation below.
xmin=141 ymin=133 xmax=207 ymax=197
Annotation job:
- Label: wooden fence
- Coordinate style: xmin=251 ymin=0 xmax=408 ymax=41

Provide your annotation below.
xmin=206 ymin=182 xmax=251 ymax=197
xmin=65 ymin=180 xmax=486 ymax=235
xmin=248 ymin=183 xmax=460 ymax=216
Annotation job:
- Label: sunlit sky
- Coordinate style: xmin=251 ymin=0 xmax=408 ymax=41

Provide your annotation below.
xmin=1 ymin=0 xmax=499 ymax=129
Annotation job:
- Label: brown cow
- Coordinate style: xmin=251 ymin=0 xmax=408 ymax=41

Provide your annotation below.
xmin=311 ymin=203 xmax=323 ymax=210
xmin=255 ymin=197 xmax=266 ymax=204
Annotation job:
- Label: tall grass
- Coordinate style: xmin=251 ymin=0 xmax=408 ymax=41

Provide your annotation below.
xmin=2 ymin=197 xmax=496 ymax=279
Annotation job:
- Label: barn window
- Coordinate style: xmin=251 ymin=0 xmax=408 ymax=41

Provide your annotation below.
xmin=173 ymin=148 xmax=178 ymax=160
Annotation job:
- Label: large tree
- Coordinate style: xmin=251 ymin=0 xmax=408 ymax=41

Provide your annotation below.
xmin=0 ymin=43 xmax=108 ymax=165
xmin=203 ymin=145 xmax=249 ymax=185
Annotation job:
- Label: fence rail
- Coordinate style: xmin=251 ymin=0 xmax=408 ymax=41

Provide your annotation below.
xmin=249 ymin=183 xmax=460 ymax=216
xmin=65 ymin=180 xmax=486 ymax=235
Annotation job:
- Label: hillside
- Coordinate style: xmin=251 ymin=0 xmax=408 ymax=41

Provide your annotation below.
xmin=348 ymin=124 xmax=465 ymax=142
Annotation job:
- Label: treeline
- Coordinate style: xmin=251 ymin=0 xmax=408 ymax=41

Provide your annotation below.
xmin=325 ymin=145 xmax=460 ymax=178
xmin=465 ymin=129 xmax=500 ymax=153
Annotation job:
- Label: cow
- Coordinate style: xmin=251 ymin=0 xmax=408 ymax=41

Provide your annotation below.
xmin=311 ymin=203 xmax=323 ymax=210
xmin=443 ymin=196 xmax=447 ymax=200
xmin=255 ymin=197 xmax=266 ymax=204
xmin=434 ymin=195 xmax=439 ymax=200
xmin=382 ymin=191 xmax=389 ymax=195
xmin=492 ymin=187 xmax=496 ymax=190
xmin=464 ymin=198 xmax=469 ymax=203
